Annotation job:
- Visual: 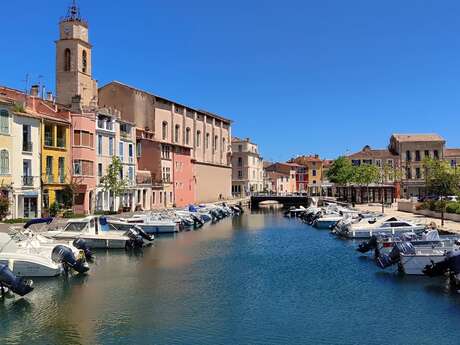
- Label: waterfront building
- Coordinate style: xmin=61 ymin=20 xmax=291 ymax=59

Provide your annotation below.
xmin=289 ymin=155 xmax=324 ymax=195
xmin=264 ymin=163 xmax=297 ymax=195
xmin=70 ymin=96 xmax=97 ymax=215
xmin=98 ymin=82 xmax=232 ymax=204
xmin=231 ymin=137 xmax=264 ymax=197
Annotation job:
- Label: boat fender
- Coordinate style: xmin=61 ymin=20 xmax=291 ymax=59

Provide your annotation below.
xmin=52 ymin=245 xmax=90 ymax=274
xmin=0 ymin=264 xmax=34 ymax=297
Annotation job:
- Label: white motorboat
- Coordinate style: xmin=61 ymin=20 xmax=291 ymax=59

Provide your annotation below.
xmin=335 ymin=216 xmax=426 ymax=239
xmin=42 ymin=216 xmax=154 ymax=249
xmin=109 ymin=215 xmax=179 ymax=234
xmin=400 ymin=247 xmax=458 ymax=275
xmin=0 ymin=232 xmax=89 ymax=277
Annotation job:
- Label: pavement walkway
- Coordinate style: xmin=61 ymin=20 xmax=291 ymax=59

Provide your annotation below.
xmin=355 ymin=203 xmax=460 ymax=234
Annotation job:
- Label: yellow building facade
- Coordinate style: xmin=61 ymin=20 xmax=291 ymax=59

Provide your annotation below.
xmin=0 ymin=100 xmax=14 ymax=196
xmin=41 ymin=118 xmax=71 ymax=210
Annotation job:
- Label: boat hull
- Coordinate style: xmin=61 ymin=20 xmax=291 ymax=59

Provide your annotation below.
xmin=400 ymin=254 xmax=447 ymax=275
xmin=0 ymin=256 xmax=62 ymax=277
xmin=314 ymin=219 xmax=341 ymax=229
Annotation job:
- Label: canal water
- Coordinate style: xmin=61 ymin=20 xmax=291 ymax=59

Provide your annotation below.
xmin=2 ymin=212 xmax=460 ymax=345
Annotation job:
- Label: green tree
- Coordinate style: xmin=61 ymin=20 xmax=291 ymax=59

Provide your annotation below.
xmin=423 ymin=157 xmax=460 ymax=226
xmin=326 ymin=156 xmax=354 ymax=185
xmin=352 ymin=164 xmax=380 ymax=204
xmin=100 ymin=157 xmax=128 ymax=212
xmin=0 ymin=194 xmax=10 ymax=220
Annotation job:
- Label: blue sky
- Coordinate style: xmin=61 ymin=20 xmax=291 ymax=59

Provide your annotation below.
xmin=2 ymin=0 xmax=460 ymax=161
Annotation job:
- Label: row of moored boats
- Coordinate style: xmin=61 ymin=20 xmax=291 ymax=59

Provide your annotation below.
xmin=0 ymin=203 xmax=243 ymax=298
xmin=286 ymin=200 xmax=460 ymax=292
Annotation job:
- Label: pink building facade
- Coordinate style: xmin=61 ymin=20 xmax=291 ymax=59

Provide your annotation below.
xmin=71 ymin=112 xmax=97 ymax=214
xmin=173 ymin=147 xmax=195 ymax=207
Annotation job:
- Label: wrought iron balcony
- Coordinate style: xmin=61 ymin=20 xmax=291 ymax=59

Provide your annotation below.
xmin=22 ymin=176 xmax=34 ymax=186
xmin=22 ymin=142 xmax=33 ymax=152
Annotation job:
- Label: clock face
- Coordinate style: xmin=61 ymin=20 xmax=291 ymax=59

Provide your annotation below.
xmin=64 ymin=25 xmax=71 ymax=37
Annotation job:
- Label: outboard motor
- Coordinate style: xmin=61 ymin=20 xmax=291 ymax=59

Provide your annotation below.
xmin=52 ymin=245 xmax=89 ymax=274
xmin=125 ymin=229 xmax=145 ymax=249
xmin=423 ymin=251 xmax=460 ymax=277
xmin=376 ymin=242 xmax=415 ymax=269
xmin=191 ymin=214 xmax=204 ymax=228
xmin=357 ymin=235 xmax=379 ymax=254
xmin=0 ymin=264 xmax=34 ymax=297
xmin=73 ymin=238 xmax=94 ymax=262
xmin=133 ymin=226 xmax=154 ymax=243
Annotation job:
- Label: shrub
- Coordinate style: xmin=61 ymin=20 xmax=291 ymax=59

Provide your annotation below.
xmin=2 ymin=218 xmax=28 ymax=224
xmin=94 ymin=210 xmax=118 ymax=216
xmin=0 ymin=195 xmax=10 ymax=220
xmin=62 ymin=211 xmax=86 ymax=219
xmin=49 ymin=202 xmax=61 ymax=217
xmin=446 ymin=202 xmax=460 ymax=214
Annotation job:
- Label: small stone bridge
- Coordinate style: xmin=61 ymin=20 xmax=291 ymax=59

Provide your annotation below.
xmin=250 ymin=195 xmax=312 ymax=209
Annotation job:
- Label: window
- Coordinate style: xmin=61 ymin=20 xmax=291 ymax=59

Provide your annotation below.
xmin=73 ymin=161 xmax=82 ymax=175
xmin=238 ymin=145 xmax=242 ymax=152
xmin=22 ymin=124 xmax=32 ymax=151
xmin=405 ymin=151 xmax=411 ymax=161
xmin=109 ymin=137 xmax=114 ymax=155
xmin=46 ymin=156 xmax=53 ymax=181
xmin=415 ymin=167 xmax=421 ymax=179
xmin=136 ymin=142 xmax=142 ymax=157
xmin=222 ymin=138 xmax=226 ymax=152
xmin=73 ymin=160 xmax=93 ymax=176
xmin=406 ymin=167 xmax=412 ymax=179
xmin=44 ymin=124 xmax=53 ymax=146
xmin=451 ymin=160 xmax=457 ymax=168
xmin=434 ymin=150 xmax=439 ymax=159
xmin=352 ymin=160 xmax=360 ymax=166
xmin=162 ymin=122 xmax=168 ymax=141
xmin=56 ymin=126 xmax=66 ymax=148
xmin=98 ymin=135 xmax=102 ymax=155
xmin=128 ymin=167 xmax=134 ymax=182
xmin=363 ymin=159 xmax=372 ymax=165
xmin=58 ymin=157 xmax=65 ymax=183
xmin=424 ymin=150 xmax=430 ymax=158
xmin=74 ymin=130 xmax=94 ymax=148
xmin=185 ymin=127 xmax=191 ymax=145
xmin=0 ymin=150 xmax=9 ymax=174
xmin=415 ymin=150 xmax=421 ymax=162
xmin=0 ymin=109 xmax=10 ymax=135
xmin=98 ymin=163 xmax=103 ymax=177
xmin=312 ymin=170 xmax=317 ymax=177
xmin=213 ymin=135 xmax=218 ymax=151
xmin=238 ymin=170 xmax=243 ymax=178
xmin=64 ymin=49 xmax=71 ymax=71
xmin=161 ymin=145 xmax=171 ymax=159
xmin=128 ymin=143 xmax=134 ymax=162
xmin=238 ymin=157 xmax=243 ymax=166
xmin=387 ymin=159 xmax=393 ymax=167
xmin=196 ymin=130 xmax=201 ymax=147
xmin=82 ymin=50 xmax=87 ymax=73
xmin=174 ymin=125 xmax=180 ymax=143
xmin=206 ymin=133 xmax=210 ymax=149
xmin=119 ymin=142 xmax=124 ymax=161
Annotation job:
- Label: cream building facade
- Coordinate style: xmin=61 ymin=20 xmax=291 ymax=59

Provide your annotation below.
xmin=231 ymin=137 xmax=263 ymax=196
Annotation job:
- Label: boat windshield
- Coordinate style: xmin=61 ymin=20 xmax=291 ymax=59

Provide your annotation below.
xmin=64 ymin=222 xmax=88 ymax=232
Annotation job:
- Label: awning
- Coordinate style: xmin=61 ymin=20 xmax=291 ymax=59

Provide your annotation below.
xmin=24 ymin=191 xmax=39 ymax=197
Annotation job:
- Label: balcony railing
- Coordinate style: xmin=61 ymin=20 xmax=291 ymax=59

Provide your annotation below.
xmin=97 ymin=120 xmax=114 ymax=131
xmin=22 ymin=176 xmax=34 ymax=186
xmin=57 ymin=137 xmax=66 ymax=148
xmin=23 ymin=142 xmax=33 ymax=152
xmin=44 ymin=135 xmax=53 ymax=147
xmin=136 ymin=175 xmax=153 ymax=185
xmin=43 ymin=174 xmax=66 ymax=184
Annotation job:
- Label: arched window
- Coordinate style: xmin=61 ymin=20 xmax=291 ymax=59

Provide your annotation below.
xmin=64 ymin=49 xmax=71 ymax=71
xmin=196 ymin=130 xmax=201 ymax=147
xmin=174 ymin=124 xmax=180 ymax=143
xmin=162 ymin=121 xmax=168 ymax=141
xmin=0 ymin=150 xmax=9 ymax=175
xmin=0 ymin=109 xmax=9 ymax=134
xmin=185 ymin=127 xmax=191 ymax=145
xmin=82 ymin=50 xmax=87 ymax=73
xmin=213 ymin=135 xmax=218 ymax=151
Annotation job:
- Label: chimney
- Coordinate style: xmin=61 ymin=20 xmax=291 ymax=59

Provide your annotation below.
xmin=30 ymin=85 xmax=39 ymax=97
xmin=41 ymin=85 xmax=46 ymax=99
xmin=46 ymin=92 xmax=54 ymax=102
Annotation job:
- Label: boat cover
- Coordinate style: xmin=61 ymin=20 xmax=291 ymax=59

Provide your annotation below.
xmin=23 ymin=217 xmax=53 ymax=229
xmin=422 ymin=229 xmax=440 ymax=241
xmin=188 ymin=205 xmax=198 ymax=212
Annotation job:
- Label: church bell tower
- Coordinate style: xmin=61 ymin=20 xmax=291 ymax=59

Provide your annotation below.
xmin=56 ymin=1 xmax=98 ymax=108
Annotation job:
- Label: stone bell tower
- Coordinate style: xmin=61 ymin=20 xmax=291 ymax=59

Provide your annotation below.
xmin=56 ymin=1 xmax=98 ymax=108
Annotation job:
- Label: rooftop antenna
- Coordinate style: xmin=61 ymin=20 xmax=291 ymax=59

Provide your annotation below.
xmin=22 ymin=73 xmax=30 ymax=103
